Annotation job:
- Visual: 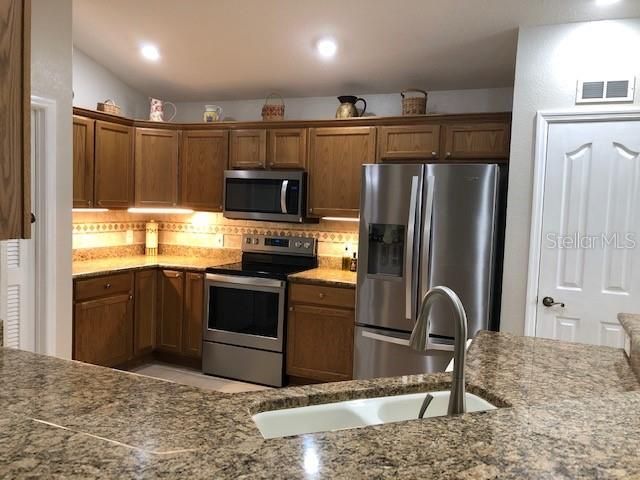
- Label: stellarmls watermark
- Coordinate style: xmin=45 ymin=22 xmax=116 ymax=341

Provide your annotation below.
xmin=545 ymin=233 xmax=636 ymax=249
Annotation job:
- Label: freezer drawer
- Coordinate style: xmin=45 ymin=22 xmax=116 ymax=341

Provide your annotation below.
xmin=353 ymin=326 xmax=452 ymax=379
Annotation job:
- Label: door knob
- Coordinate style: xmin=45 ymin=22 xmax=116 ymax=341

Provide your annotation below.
xmin=542 ymin=296 xmax=565 ymax=308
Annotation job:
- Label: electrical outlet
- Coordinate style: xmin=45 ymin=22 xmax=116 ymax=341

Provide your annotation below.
xmin=125 ymin=229 xmax=134 ymax=245
xmin=212 ymin=233 xmax=224 ymax=247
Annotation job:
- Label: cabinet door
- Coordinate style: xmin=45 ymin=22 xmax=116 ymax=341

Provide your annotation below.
xmin=180 ymin=130 xmax=228 ymax=211
xmin=135 ymin=128 xmax=180 ymax=207
xmin=229 ymin=129 xmax=267 ymax=169
xmin=134 ymin=269 xmax=157 ymax=356
xmin=442 ymin=123 xmax=510 ymax=160
xmin=95 ymin=121 xmax=134 ymax=208
xmin=287 ymin=304 xmax=354 ymax=382
xmin=268 ymin=128 xmax=307 ymax=169
xmin=0 ymin=0 xmax=30 ymax=240
xmin=156 ymin=270 xmax=184 ymax=354
xmin=377 ymin=125 xmax=440 ymax=162
xmin=182 ymin=272 xmax=204 ymax=358
xmin=74 ymin=293 xmax=134 ymax=367
xmin=308 ymin=127 xmax=376 ymax=218
xmin=73 ymin=116 xmax=95 ymax=208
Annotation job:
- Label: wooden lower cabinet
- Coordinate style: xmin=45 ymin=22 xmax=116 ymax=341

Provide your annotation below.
xmin=73 ymin=273 xmax=134 ymax=367
xmin=134 ymin=269 xmax=157 ymax=356
xmin=286 ymin=284 xmax=355 ymax=382
xmin=182 ymin=272 xmax=204 ymax=358
xmin=156 ymin=270 xmax=185 ymax=354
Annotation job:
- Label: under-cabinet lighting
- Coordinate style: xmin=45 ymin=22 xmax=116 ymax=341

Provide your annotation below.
xmin=72 ymin=208 xmax=109 ymax=212
xmin=127 ymin=207 xmax=194 ymax=214
xmin=321 ymin=217 xmax=360 ymax=222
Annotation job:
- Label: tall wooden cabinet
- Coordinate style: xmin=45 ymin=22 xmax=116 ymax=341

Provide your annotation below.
xmin=307 ymin=127 xmax=376 ymax=218
xmin=0 ymin=0 xmax=30 ymax=240
xmin=180 ymin=130 xmax=228 ymax=211
xmin=135 ymin=128 xmax=179 ymax=207
xmin=95 ymin=121 xmax=134 ymax=208
xmin=156 ymin=270 xmax=185 ymax=354
xmin=72 ymin=116 xmax=95 ymax=208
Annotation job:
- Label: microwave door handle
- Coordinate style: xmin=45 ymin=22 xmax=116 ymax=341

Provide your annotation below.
xmin=280 ymin=180 xmax=289 ymax=214
xmin=405 ymin=175 xmax=419 ymax=323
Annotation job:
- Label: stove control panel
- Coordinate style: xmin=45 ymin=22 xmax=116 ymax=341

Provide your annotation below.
xmin=242 ymin=234 xmax=317 ymax=257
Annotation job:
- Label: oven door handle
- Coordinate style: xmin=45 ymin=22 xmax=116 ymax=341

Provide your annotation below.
xmin=205 ymin=273 xmax=285 ymax=289
xmin=280 ymin=180 xmax=289 ymax=214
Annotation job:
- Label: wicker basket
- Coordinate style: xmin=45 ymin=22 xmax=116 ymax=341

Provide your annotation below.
xmin=97 ymin=99 xmax=121 ymax=116
xmin=401 ymin=89 xmax=428 ymax=115
xmin=262 ymin=93 xmax=285 ymax=121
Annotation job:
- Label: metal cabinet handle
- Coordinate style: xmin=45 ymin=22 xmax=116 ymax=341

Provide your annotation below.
xmin=446 ymin=152 xmax=451 ymax=158
xmin=542 ymin=296 xmax=565 ymax=308
xmin=289 ymin=306 xmax=294 ymax=312
xmin=431 ymin=151 xmax=437 ymax=156
xmin=319 ymin=292 xmax=326 ymax=299
xmin=280 ymin=180 xmax=289 ymax=214
xmin=105 ymin=283 xmax=112 ymax=289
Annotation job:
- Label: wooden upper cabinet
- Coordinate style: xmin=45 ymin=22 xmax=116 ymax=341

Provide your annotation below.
xmin=308 ymin=127 xmax=376 ymax=218
xmin=229 ymin=129 xmax=267 ymax=169
xmin=182 ymin=272 xmax=204 ymax=359
xmin=180 ymin=130 xmax=228 ymax=211
xmin=0 ymin=0 xmax=30 ymax=240
xmin=73 ymin=116 xmax=95 ymax=208
xmin=442 ymin=122 xmax=510 ymax=160
xmin=156 ymin=270 xmax=184 ymax=354
xmin=377 ymin=125 xmax=440 ymax=162
xmin=134 ymin=269 xmax=157 ymax=357
xmin=268 ymin=128 xmax=307 ymax=169
xmin=135 ymin=128 xmax=179 ymax=207
xmin=95 ymin=121 xmax=134 ymax=208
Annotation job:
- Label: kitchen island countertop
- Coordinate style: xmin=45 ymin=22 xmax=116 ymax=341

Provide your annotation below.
xmin=1 ymin=331 xmax=639 ymax=479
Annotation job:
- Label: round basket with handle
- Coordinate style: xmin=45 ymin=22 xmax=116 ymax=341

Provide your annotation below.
xmin=97 ymin=99 xmax=122 ymax=116
xmin=401 ymin=89 xmax=428 ymax=115
xmin=262 ymin=93 xmax=285 ymax=121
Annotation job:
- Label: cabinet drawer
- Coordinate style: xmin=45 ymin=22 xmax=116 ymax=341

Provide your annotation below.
xmin=75 ymin=273 xmax=134 ymax=301
xmin=289 ymin=283 xmax=355 ymax=309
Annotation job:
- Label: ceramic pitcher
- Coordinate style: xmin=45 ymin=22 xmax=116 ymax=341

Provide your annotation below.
xmin=149 ymin=98 xmax=177 ymax=122
xmin=204 ymin=105 xmax=223 ymax=122
xmin=336 ymin=95 xmax=367 ymax=118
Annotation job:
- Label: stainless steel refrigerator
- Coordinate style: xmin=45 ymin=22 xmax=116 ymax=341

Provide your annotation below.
xmin=354 ymin=163 xmax=502 ymax=379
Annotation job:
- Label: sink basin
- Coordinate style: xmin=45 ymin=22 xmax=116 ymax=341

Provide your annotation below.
xmin=253 ymin=391 xmax=496 ymax=439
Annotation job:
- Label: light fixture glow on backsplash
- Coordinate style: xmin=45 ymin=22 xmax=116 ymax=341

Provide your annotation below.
xmin=72 ymin=208 xmax=109 ymax=212
xmin=322 ymin=217 xmax=360 ymax=222
xmin=127 ymin=207 xmax=194 ymax=214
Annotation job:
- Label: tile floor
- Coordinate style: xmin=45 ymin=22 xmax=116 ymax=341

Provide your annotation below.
xmin=130 ymin=362 xmax=272 ymax=393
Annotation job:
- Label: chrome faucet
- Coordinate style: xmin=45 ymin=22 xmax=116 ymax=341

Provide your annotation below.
xmin=409 ymin=286 xmax=468 ymax=417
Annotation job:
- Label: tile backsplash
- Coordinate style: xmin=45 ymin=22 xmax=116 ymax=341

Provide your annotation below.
xmin=72 ymin=211 xmax=359 ymax=262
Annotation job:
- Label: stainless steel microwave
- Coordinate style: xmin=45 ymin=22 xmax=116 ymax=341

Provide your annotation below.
xmin=223 ymin=170 xmax=307 ymax=223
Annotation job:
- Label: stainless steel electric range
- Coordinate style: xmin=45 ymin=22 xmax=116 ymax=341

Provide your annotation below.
xmin=203 ymin=234 xmax=317 ymax=387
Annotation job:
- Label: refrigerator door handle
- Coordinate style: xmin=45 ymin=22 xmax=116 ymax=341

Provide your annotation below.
xmin=405 ymin=175 xmax=419 ymax=322
xmin=421 ymin=175 xmax=435 ymax=292
xmin=362 ymin=330 xmax=410 ymax=346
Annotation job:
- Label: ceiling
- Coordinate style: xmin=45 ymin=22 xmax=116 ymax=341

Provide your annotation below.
xmin=72 ymin=0 xmax=640 ymax=101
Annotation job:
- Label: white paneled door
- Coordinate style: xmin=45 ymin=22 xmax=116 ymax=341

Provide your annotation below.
xmin=536 ymin=119 xmax=640 ymax=347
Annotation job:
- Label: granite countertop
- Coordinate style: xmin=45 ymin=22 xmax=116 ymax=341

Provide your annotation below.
xmin=72 ymin=255 xmax=232 ymax=279
xmin=2 ymin=331 xmax=640 ymax=478
xmin=288 ymin=267 xmax=357 ymax=288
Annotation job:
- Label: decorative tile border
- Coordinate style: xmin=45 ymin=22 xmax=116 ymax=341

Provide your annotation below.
xmin=72 ymin=222 xmax=146 ymax=234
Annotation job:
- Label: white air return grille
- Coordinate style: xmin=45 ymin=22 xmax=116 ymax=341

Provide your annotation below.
xmin=577 ymin=78 xmax=635 ymax=103
xmin=5 ymin=285 xmax=20 ymax=348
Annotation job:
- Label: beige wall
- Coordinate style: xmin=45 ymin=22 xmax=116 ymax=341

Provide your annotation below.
xmin=31 ymin=0 xmax=73 ymax=357
xmin=169 ymin=88 xmax=514 ymax=122
xmin=501 ymin=19 xmax=640 ymax=335
xmin=73 ymin=47 xmax=149 ymax=119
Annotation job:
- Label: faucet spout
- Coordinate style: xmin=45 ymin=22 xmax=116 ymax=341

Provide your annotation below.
xmin=409 ymin=286 xmax=468 ymax=415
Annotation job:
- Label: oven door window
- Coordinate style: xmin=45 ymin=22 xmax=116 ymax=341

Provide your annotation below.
xmin=225 ymin=178 xmax=300 ymax=214
xmin=208 ymin=285 xmax=280 ymax=338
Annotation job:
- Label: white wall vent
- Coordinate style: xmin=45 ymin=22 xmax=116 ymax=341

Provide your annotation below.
xmin=576 ymin=78 xmax=635 ymax=104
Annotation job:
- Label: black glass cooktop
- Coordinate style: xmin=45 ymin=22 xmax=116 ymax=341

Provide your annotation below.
xmin=207 ymin=253 xmax=317 ymax=281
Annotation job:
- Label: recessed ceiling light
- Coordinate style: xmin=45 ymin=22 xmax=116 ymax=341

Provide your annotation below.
xmin=140 ymin=43 xmax=160 ymax=61
xmin=316 ymin=38 xmax=337 ymax=59
xmin=595 ymin=0 xmax=621 ymax=6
